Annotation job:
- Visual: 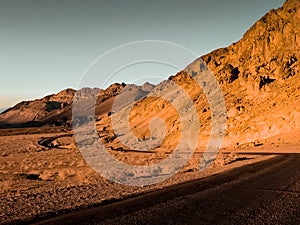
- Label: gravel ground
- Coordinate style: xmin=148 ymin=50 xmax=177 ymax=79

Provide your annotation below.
xmin=0 ymin=128 xmax=273 ymax=224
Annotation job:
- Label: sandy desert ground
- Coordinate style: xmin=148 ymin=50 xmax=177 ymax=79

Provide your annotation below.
xmin=1 ymin=125 xmax=300 ymax=224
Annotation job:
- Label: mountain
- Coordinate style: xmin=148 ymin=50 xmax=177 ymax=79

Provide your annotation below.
xmin=1 ymin=0 xmax=299 ymax=150
xmin=0 ymin=88 xmax=76 ymax=128
xmin=108 ymin=0 xmax=300 ymax=150
xmin=0 ymin=83 xmax=155 ymax=128
xmin=200 ymin=0 xmax=300 ymax=146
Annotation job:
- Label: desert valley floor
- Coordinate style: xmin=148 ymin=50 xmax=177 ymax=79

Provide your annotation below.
xmin=1 ymin=126 xmax=300 ymax=224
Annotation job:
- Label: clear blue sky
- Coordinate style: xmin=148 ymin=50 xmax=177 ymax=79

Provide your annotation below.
xmin=0 ymin=0 xmax=285 ymax=108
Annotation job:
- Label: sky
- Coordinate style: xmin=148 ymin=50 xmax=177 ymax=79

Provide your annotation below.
xmin=0 ymin=0 xmax=285 ymax=108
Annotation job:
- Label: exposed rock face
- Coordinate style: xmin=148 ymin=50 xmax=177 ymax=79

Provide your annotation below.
xmin=203 ymin=0 xmax=300 ymax=84
xmin=199 ymin=0 xmax=300 ymax=146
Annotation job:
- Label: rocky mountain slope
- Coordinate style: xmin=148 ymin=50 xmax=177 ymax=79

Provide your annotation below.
xmin=201 ymin=0 xmax=300 ymax=146
xmin=103 ymin=0 xmax=300 ymax=151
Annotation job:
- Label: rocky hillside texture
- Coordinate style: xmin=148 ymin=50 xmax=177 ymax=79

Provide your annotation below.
xmin=201 ymin=0 xmax=300 ymax=146
xmin=100 ymin=0 xmax=300 ymax=153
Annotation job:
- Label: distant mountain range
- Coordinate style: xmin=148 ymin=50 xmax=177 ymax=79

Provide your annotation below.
xmin=0 ymin=83 xmax=155 ymax=128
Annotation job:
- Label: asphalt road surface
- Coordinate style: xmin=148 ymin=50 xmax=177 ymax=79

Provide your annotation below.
xmin=35 ymin=154 xmax=300 ymax=225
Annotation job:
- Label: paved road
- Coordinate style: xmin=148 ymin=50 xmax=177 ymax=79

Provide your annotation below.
xmin=35 ymin=154 xmax=300 ymax=225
